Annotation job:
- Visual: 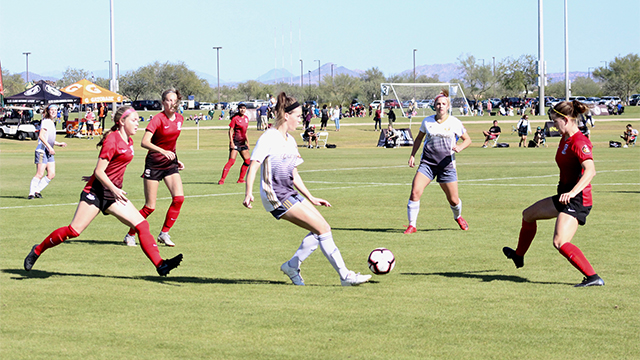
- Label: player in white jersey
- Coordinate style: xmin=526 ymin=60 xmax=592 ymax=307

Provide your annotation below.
xmin=29 ymin=104 xmax=67 ymax=199
xmin=243 ymin=92 xmax=371 ymax=287
xmin=404 ymin=90 xmax=472 ymax=234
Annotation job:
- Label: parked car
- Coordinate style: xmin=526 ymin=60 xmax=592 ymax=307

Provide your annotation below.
xmin=401 ymin=100 xmax=413 ymax=108
xmin=569 ymin=96 xmax=587 ymax=103
xmin=599 ymin=96 xmax=621 ymax=106
xmin=629 ymin=94 xmax=640 ymax=106
xmin=304 ymin=100 xmax=318 ymax=107
xmin=416 ymin=99 xmax=432 ymax=108
xmin=585 ymin=97 xmax=601 ymax=105
xmin=199 ymin=102 xmax=215 ymax=111
xmin=369 ymin=100 xmax=381 ymax=109
xmin=384 ymin=99 xmax=400 ymax=109
xmin=0 ymin=106 xmax=38 ymax=140
xmin=131 ymin=100 xmax=162 ymax=111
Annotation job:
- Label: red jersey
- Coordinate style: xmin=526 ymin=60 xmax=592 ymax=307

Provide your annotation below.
xmin=229 ymin=114 xmax=249 ymax=143
xmin=555 ymin=131 xmax=593 ymax=206
xmin=145 ymin=111 xmax=183 ymax=169
xmin=84 ymin=131 xmax=134 ymax=192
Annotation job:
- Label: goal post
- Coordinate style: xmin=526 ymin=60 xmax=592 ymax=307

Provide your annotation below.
xmin=380 ymin=83 xmax=470 ymax=126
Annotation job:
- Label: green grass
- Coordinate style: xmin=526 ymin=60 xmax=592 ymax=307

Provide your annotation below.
xmin=1 ymin=113 xmax=639 ymax=359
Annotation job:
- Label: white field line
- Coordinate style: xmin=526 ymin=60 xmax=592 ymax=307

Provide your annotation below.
xmin=1 ymin=170 xmax=637 ymax=211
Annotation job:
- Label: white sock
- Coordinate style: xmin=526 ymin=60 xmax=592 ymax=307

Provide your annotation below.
xmin=407 ymin=200 xmax=420 ymax=227
xmin=29 ymin=177 xmax=40 ymax=196
xmin=318 ymin=232 xmax=349 ymax=280
xmin=288 ymin=232 xmax=319 ymax=269
xmin=450 ymin=200 xmax=462 ymax=219
xmin=36 ymin=177 xmax=51 ymax=193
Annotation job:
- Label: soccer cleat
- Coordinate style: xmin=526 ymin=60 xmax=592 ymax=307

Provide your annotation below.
xmin=156 ymin=253 xmax=183 ymax=276
xmin=28 ymin=195 xmax=35 ymax=200
xmin=481 ymin=145 xmax=488 ymax=148
xmin=574 ymin=275 xmax=605 ymax=288
xmin=34 ymin=192 xmax=43 ymax=198
xmin=218 ymin=179 xmax=225 ymax=185
xmin=280 ymin=261 xmax=305 ymax=286
xmin=341 ymin=271 xmax=372 ymax=286
xmin=123 ymin=234 xmax=137 ymax=247
xmin=403 ymin=225 xmax=417 ymax=234
xmin=237 ymin=179 xmax=246 ymax=184
xmin=157 ymin=232 xmax=175 ymax=247
xmin=502 ymin=247 xmax=524 ymax=268
xmin=455 ymin=217 xmax=469 ymax=230
xmin=24 ymin=245 xmax=40 ymax=271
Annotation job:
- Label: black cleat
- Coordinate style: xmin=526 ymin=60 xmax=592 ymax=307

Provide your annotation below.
xmin=574 ymin=274 xmax=605 ymax=287
xmin=502 ymin=247 xmax=524 ymax=268
xmin=34 ymin=192 xmax=43 ymax=198
xmin=156 ymin=253 xmax=183 ymax=276
xmin=24 ymin=245 xmax=40 ymax=271
xmin=28 ymin=195 xmax=35 ymax=200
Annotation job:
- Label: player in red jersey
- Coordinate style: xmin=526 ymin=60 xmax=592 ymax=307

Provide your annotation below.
xmin=503 ymin=100 xmax=604 ymax=287
xmin=218 ymin=103 xmax=251 ymax=185
xmin=123 ymin=89 xmax=185 ymax=247
xmin=23 ymin=106 xmax=183 ymax=276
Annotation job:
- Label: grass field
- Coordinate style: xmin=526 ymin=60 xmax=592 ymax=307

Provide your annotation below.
xmin=1 ymin=111 xmax=639 ymax=359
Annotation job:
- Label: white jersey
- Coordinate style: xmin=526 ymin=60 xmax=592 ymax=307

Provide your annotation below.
xmin=36 ymin=118 xmax=56 ymax=153
xmin=251 ymin=128 xmax=304 ymax=212
xmin=418 ymin=115 xmax=466 ymax=167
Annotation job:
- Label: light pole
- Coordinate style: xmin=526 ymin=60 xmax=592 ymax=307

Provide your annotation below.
xmin=587 ymin=67 xmax=594 ymax=79
xmin=601 ymin=61 xmax=608 ymax=68
xmin=22 ymin=52 xmax=31 ymax=83
xmin=479 ymin=58 xmax=485 ymax=66
xmin=413 ymin=49 xmax=417 ymax=100
xmin=115 ymin=63 xmax=120 ymax=80
xmin=308 ymin=70 xmax=311 ymax=88
xmin=492 ymin=56 xmax=495 ymax=75
xmin=315 ymin=60 xmax=320 ymax=85
xmin=213 ymin=47 xmax=222 ymax=105
xmin=299 ymin=59 xmax=303 ymax=87
xmin=105 ymin=60 xmax=111 ymax=79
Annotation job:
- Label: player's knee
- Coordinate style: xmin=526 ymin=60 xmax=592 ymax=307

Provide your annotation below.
xmin=172 ymin=195 xmax=184 ymax=206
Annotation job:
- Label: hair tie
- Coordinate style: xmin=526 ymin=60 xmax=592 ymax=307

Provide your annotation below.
xmin=121 ymin=108 xmax=136 ymax=120
xmin=551 ymin=107 xmax=568 ymax=118
xmin=284 ymin=101 xmax=300 ymax=113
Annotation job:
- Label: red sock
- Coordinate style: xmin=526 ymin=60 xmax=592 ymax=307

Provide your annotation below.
xmin=35 ymin=225 xmax=80 ymax=255
xmin=515 ymin=219 xmax=537 ymax=257
xmin=135 ymin=220 xmax=162 ymax=267
xmin=128 ymin=206 xmax=155 ymax=236
xmin=161 ymin=196 xmax=184 ymax=233
xmin=238 ymin=158 xmax=250 ymax=181
xmin=220 ymin=158 xmax=235 ymax=181
xmin=558 ymin=242 xmax=596 ymax=277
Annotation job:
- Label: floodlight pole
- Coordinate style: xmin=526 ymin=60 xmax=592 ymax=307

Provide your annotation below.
xmin=299 ymin=59 xmax=303 ymax=87
xmin=109 ymin=0 xmax=118 ymax=116
xmin=213 ymin=47 xmax=222 ymax=105
xmin=564 ymin=0 xmax=570 ymax=100
xmin=538 ymin=0 xmax=545 ymax=116
xmin=315 ymin=60 xmax=320 ymax=85
xmin=23 ymin=52 xmax=31 ymax=83
xmin=413 ymin=49 xmax=417 ymax=101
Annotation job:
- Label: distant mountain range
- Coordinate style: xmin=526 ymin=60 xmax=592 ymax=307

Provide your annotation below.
xmin=17 ymin=65 xmax=594 ymax=87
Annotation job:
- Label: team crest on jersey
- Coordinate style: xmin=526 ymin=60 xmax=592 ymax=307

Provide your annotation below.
xmin=561 ymin=144 xmax=569 ymax=154
xmin=581 ymin=145 xmax=590 ymax=154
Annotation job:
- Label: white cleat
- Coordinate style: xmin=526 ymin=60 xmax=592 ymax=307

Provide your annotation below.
xmin=157 ymin=232 xmax=175 ymax=247
xmin=281 ymin=261 xmax=305 ymax=285
xmin=123 ymin=234 xmax=137 ymax=247
xmin=341 ymin=271 xmax=372 ymax=286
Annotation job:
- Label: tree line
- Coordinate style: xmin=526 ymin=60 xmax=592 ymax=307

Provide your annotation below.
xmin=2 ymin=53 xmax=638 ymax=106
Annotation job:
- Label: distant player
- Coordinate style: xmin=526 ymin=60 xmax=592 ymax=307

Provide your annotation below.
xmin=23 ymin=106 xmax=183 ymax=276
xmin=503 ymin=100 xmax=604 ymax=287
xmin=242 ymin=92 xmax=371 ymax=286
xmin=218 ymin=103 xmax=250 ymax=185
xmin=404 ymin=90 xmax=472 ymax=234
xmin=123 ymin=89 xmax=185 ymax=247
xmin=28 ymin=104 xmax=67 ymax=199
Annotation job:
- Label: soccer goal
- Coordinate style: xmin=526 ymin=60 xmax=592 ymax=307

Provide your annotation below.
xmin=380 ymin=83 xmax=470 ymax=126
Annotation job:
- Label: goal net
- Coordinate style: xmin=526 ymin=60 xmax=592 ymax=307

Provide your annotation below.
xmin=380 ymin=83 xmax=470 ymax=126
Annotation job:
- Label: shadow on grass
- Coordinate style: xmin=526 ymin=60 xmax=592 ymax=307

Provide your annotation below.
xmin=598 ymin=190 xmax=640 ymax=194
xmin=182 ymin=181 xmax=219 ymax=185
xmin=402 ymin=269 xmax=574 ymax=285
xmin=332 ymin=227 xmax=457 ymax=233
xmin=0 ymin=195 xmax=29 ymax=199
xmin=65 ymin=239 xmax=123 ymax=246
xmin=2 ymin=268 xmax=288 ymax=286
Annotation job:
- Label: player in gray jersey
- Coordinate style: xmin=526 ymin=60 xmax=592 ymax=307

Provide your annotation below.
xmin=28 ymin=104 xmax=67 ymax=199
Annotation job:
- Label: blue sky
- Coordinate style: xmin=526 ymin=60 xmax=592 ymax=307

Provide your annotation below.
xmin=1 ymin=0 xmax=638 ymax=82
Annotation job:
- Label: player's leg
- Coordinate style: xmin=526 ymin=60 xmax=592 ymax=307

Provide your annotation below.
xmin=29 ymin=162 xmax=47 ymax=198
xmin=553 ymin=213 xmax=602 ymax=286
xmin=440 ymin=181 xmax=468 ymax=230
xmin=219 ymin=149 xmax=238 ymax=184
xmin=406 ymin=170 xmax=432 ymax=233
xmin=35 ymin=161 xmax=56 ymax=197
xmin=157 ymin=173 xmax=184 ymax=246
xmin=237 ymin=149 xmax=251 ymax=183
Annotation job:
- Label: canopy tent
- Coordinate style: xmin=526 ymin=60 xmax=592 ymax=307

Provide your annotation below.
xmin=4 ymin=80 xmax=81 ymax=105
xmin=60 ymin=79 xmax=123 ymax=104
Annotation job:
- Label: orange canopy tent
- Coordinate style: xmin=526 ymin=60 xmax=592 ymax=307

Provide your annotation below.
xmin=60 ymin=79 xmax=123 ymax=104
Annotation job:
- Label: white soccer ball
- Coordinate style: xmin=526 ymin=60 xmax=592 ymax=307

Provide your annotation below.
xmin=368 ymin=248 xmax=396 ymax=275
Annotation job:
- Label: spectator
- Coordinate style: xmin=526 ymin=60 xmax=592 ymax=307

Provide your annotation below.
xmin=98 ymin=103 xmax=108 ymax=131
xmin=320 ymin=105 xmax=329 ymax=131
xmin=386 ymin=107 xmax=396 ymax=126
xmin=482 ymin=120 xmax=501 ymax=148
xmin=385 ymin=124 xmax=400 ymax=148
xmin=621 ymin=124 xmax=638 ymax=148
xmin=373 ymin=107 xmax=382 ymax=131
xmin=533 ymin=126 xmax=546 ymax=147
xmin=331 ymin=105 xmax=340 ymax=131
xmin=516 ymin=115 xmax=531 ymax=147
xmin=257 ymin=102 xmax=269 ymax=131
xmin=303 ymin=125 xmax=319 ymax=148
xmin=62 ymin=104 xmax=69 ymax=130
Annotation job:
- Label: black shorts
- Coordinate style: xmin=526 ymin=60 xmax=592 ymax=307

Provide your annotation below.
xmin=233 ymin=140 xmax=249 ymax=152
xmin=551 ymin=191 xmax=591 ymax=225
xmin=142 ymin=164 xmax=180 ymax=181
xmin=87 ymin=123 xmax=95 ymax=131
xmin=80 ymin=190 xmax=115 ymax=215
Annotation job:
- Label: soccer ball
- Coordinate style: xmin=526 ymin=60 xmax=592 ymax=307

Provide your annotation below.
xmin=368 ymin=248 xmax=395 ymax=275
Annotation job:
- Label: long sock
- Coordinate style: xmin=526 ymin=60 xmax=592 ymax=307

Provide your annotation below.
xmin=318 ymin=232 xmax=349 ymax=280
xmin=128 ymin=206 xmax=155 ymax=236
xmin=29 ymin=177 xmax=40 ymax=196
xmin=220 ymin=158 xmax=236 ymax=181
xmin=558 ymin=242 xmax=596 ymax=277
xmin=515 ymin=219 xmax=537 ymax=257
xmin=35 ymin=225 xmax=80 ymax=255
xmin=407 ymin=200 xmax=420 ymax=227
xmin=288 ymin=232 xmax=319 ymax=269
xmin=135 ymin=220 xmax=162 ymax=267
xmin=238 ymin=159 xmax=250 ymax=181
xmin=36 ymin=177 xmax=51 ymax=193
xmin=161 ymin=196 xmax=184 ymax=232
xmin=450 ymin=200 xmax=462 ymax=219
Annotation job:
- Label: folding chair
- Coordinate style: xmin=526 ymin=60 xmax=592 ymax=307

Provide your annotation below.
xmin=317 ymin=131 xmax=329 ymax=148
xmin=491 ymin=134 xmax=500 ymax=147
